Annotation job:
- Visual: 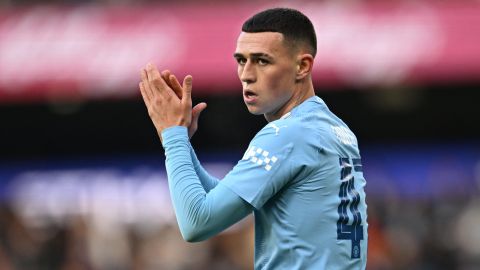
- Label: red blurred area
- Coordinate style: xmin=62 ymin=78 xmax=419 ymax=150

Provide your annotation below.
xmin=0 ymin=2 xmax=479 ymax=102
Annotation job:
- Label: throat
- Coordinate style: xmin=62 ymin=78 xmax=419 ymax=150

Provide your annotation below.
xmin=264 ymin=89 xmax=314 ymax=122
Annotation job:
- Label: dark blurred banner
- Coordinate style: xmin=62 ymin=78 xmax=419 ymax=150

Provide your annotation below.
xmin=1 ymin=144 xmax=479 ymax=204
xmin=0 ymin=2 xmax=479 ymax=102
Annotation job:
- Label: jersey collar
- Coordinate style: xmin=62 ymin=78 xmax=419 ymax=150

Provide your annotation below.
xmin=280 ymin=95 xmax=325 ymax=119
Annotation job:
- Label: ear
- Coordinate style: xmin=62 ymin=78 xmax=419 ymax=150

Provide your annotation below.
xmin=295 ymin=54 xmax=314 ymax=81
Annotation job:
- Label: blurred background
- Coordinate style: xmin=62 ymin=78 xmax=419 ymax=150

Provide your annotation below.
xmin=1 ymin=0 xmax=480 ymax=269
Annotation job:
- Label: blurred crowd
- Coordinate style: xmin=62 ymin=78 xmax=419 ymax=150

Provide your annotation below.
xmin=1 ymin=194 xmax=480 ymax=269
xmin=368 ymin=197 xmax=480 ymax=270
xmin=0 ymin=204 xmax=255 ymax=270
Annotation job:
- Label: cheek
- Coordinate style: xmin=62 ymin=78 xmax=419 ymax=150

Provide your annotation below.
xmin=265 ymin=66 xmax=296 ymax=94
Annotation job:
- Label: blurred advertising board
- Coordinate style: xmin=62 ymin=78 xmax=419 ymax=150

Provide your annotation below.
xmin=0 ymin=2 xmax=479 ymax=102
xmin=1 ymin=144 xmax=479 ymax=211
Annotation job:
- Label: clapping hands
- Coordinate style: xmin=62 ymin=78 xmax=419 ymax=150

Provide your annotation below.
xmin=139 ymin=63 xmax=207 ymax=141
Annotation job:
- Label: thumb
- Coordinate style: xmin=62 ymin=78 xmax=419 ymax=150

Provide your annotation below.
xmin=192 ymin=102 xmax=207 ymax=125
xmin=182 ymin=75 xmax=193 ymax=102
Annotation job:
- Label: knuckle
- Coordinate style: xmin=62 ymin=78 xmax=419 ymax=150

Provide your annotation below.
xmin=149 ymin=75 xmax=160 ymax=84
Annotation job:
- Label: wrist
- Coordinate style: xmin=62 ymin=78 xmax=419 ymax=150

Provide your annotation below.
xmin=161 ymin=126 xmax=189 ymax=147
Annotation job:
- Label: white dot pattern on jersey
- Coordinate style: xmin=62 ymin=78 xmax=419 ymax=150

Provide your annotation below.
xmin=242 ymin=146 xmax=278 ymax=171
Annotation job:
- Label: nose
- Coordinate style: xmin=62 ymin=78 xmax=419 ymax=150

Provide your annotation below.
xmin=240 ymin=61 xmax=256 ymax=85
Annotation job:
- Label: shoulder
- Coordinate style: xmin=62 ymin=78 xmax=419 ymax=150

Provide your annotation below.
xmin=248 ymin=116 xmax=320 ymax=159
xmin=254 ymin=117 xmax=306 ymax=144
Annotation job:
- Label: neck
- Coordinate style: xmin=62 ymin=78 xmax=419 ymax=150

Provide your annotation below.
xmin=264 ymin=79 xmax=315 ymax=122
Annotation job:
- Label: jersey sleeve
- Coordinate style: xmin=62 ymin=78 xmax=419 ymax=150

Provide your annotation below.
xmin=161 ymin=126 xmax=253 ymax=242
xmin=221 ymin=121 xmax=303 ymax=209
xmin=189 ymin=144 xmax=220 ymax=192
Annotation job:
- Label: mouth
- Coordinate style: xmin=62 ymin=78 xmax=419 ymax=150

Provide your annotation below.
xmin=243 ymin=89 xmax=257 ymax=99
xmin=243 ymin=89 xmax=258 ymax=104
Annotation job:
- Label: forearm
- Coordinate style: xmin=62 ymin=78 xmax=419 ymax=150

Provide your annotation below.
xmin=189 ymin=144 xmax=220 ymax=192
xmin=162 ymin=126 xmax=252 ymax=242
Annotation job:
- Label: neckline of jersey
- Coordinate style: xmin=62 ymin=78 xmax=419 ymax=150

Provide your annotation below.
xmin=280 ymin=95 xmax=324 ymax=119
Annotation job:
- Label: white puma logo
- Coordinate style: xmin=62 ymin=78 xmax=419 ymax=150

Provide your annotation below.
xmin=267 ymin=123 xmax=288 ymax=135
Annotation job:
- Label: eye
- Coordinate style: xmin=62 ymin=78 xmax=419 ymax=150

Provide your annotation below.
xmin=236 ymin=57 xmax=247 ymax=65
xmin=258 ymin=58 xmax=269 ymax=66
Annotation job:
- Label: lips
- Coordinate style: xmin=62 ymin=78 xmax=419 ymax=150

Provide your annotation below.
xmin=243 ymin=89 xmax=258 ymax=104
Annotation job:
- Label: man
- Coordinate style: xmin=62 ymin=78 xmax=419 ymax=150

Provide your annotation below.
xmin=139 ymin=8 xmax=368 ymax=269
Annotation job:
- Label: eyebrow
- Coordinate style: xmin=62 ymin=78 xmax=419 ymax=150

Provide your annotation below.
xmin=233 ymin=52 xmax=274 ymax=60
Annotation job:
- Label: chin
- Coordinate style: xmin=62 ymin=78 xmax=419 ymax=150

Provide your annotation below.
xmin=245 ymin=105 xmax=264 ymax=115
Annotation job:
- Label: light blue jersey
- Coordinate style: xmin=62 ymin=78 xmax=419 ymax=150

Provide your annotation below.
xmin=221 ymin=96 xmax=368 ymax=269
xmin=161 ymin=96 xmax=368 ymax=270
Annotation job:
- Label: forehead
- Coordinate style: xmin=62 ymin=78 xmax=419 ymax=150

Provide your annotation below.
xmin=235 ymin=32 xmax=288 ymax=56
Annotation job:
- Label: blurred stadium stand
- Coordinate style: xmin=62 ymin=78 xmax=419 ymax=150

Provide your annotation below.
xmin=1 ymin=1 xmax=480 ymax=269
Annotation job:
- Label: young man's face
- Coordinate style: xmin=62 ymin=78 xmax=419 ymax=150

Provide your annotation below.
xmin=234 ymin=32 xmax=298 ymax=121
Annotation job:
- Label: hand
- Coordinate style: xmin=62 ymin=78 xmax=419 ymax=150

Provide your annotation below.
xmin=159 ymin=70 xmax=207 ymax=139
xmin=139 ymin=63 xmax=193 ymax=140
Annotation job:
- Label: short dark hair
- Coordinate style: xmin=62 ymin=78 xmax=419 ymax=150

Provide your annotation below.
xmin=242 ymin=8 xmax=317 ymax=57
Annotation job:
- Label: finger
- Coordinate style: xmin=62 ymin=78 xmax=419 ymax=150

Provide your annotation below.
xmin=188 ymin=102 xmax=207 ymax=138
xmin=161 ymin=70 xmax=172 ymax=90
xmin=139 ymin=82 xmax=151 ymax=105
xmin=162 ymin=70 xmax=183 ymax=99
xmin=161 ymin=70 xmax=171 ymax=82
xmin=146 ymin=64 xmax=165 ymax=90
xmin=182 ymin=75 xmax=193 ymax=103
xmin=168 ymin=74 xmax=183 ymax=99
xmin=147 ymin=63 xmax=162 ymax=83
xmin=141 ymin=66 xmax=148 ymax=80
xmin=141 ymin=69 xmax=154 ymax=98
xmin=146 ymin=64 xmax=174 ymax=99
xmin=142 ymin=71 xmax=158 ymax=100
xmin=192 ymin=102 xmax=207 ymax=125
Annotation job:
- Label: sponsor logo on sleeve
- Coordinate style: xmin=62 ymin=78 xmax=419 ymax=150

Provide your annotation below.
xmin=242 ymin=146 xmax=278 ymax=171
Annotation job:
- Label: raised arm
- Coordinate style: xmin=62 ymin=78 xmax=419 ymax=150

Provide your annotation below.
xmin=159 ymin=70 xmax=219 ymax=191
xmin=189 ymin=144 xmax=220 ymax=192
xmin=139 ymin=64 xmax=252 ymax=241
xmin=162 ymin=127 xmax=252 ymax=242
